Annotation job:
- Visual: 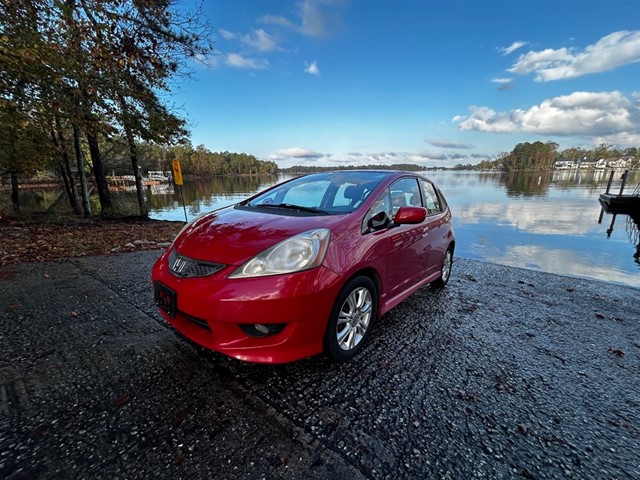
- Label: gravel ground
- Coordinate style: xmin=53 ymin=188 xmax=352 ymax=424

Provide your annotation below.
xmin=0 ymin=251 xmax=638 ymax=479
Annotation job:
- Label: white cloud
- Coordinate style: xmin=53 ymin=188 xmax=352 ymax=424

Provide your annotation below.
xmin=428 ymin=139 xmax=473 ymax=149
xmin=259 ymin=0 xmax=347 ymax=38
xmin=591 ymin=131 xmax=640 ymax=147
xmin=270 ymin=147 xmax=324 ymax=159
xmin=225 ymin=53 xmax=269 ymax=70
xmin=219 ymin=29 xmax=236 ymax=40
xmin=516 ymin=91 xmax=635 ymax=135
xmin=268 ymin=149 xmax=490 ymax=168
xmin=456 ymin=106 xmax=519 ymax=133
xmin=219 ymin=28 xmax=280 ymax=52
xmin=259 ymin=14 xmax=296 ymax=29
xmin=499 ymin=41 xmax=527 ymax=55
xmin=454 ymin=91 xmax=639 ymax=139
xmin=509 ymin=30 xmax=640 ymax=81
xmin=299 ymin=0 xmax=346 ymax=37
xmin=305 ymin=61 xmax=320 ymax=75
xmin=327 ymin=152 xmax=408 ymax=166
xmin=491 ymin=77 xmax=515 ymax=91
xmin=195 ymin=53 xmax=219 ymax=67
xmin=508 ymin=48 xmax=574 ymax=77
xmin=240 ymin=29 xmax=279 ymax=52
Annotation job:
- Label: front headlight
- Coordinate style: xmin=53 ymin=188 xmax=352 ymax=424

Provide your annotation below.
xmin=229 ymin=229 xmax=330 ymax=278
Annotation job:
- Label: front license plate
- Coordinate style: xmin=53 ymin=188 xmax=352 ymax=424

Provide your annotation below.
xmin=154 ymin=282 xmax=176 ymax=318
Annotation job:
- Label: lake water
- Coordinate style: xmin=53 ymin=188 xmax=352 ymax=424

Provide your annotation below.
xmin=140 ymin=170 xmax=640 ymax=288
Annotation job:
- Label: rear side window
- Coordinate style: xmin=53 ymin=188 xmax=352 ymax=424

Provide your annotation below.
xmin=420 ymin=180 xmax=442 ymax=214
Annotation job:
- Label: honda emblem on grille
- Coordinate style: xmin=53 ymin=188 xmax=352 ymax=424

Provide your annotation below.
xmin=172 ymin=257 xmax=187 ymax=274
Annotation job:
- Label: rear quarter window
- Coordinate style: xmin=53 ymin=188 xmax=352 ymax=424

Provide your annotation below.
xmin=420 ymin=180 xmax=443 ymax=214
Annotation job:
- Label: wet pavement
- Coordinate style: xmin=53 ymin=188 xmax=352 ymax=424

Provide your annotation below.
xmin=1 ymin=251 xmax=638 ymax=479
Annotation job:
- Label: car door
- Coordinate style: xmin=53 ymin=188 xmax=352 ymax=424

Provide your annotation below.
xmin=385 ymin=177 xmax=431 ymax=298
xmin=420 ymin=179 xmax=450 ymax=276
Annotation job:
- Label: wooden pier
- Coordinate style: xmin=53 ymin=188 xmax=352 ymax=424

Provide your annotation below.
xmin=598 ymin=170 xmax=639 ymax=216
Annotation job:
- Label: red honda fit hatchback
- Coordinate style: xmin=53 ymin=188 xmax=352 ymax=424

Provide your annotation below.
xmin=152 ymin=170 xmax=455 ymax=364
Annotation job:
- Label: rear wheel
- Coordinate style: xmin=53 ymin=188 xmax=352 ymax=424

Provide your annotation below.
xmin=432 ymin=246 xmax=453 ymax=288
xmin=324 ymin=276 xmax=377 ymax=362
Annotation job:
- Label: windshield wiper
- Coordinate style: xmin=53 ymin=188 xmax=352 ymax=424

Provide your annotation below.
xmin=257 ymin=203 xmax=326 ymax=214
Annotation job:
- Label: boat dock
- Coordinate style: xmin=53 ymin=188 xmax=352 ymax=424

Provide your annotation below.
xmin=598 ymin=170 xmax=640 ymax=216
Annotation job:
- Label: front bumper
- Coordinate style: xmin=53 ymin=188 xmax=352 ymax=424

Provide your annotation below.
xmin=151 ymin=250 xmax=343 ymax=364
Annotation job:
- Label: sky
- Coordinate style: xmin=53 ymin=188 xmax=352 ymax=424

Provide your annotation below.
xmin=170 ymin=0 xmax=640 ymax=168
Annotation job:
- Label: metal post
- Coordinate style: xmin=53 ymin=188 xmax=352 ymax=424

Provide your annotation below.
xmin=179 ymin=185 xmax=188 ymax=222
xmin=606 ymin=214 xmax=617 ymax=237
xmin=605 ymin=170 xmax=614 ymax=194
xmin=617 ymin=170 xmax=628 ymax=196
xmin=599 ymin=170 xmax=616 ymax=224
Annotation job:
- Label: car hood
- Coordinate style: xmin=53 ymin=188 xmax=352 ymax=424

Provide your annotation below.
xmin=172 ymin=205 xmax=345 ymax=266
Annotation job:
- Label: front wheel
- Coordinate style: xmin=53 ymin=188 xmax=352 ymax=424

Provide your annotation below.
xmin=432 ymin=246 xmax=453 ymax=288
xmin=324 ymin=276 xmax=377 ymax=362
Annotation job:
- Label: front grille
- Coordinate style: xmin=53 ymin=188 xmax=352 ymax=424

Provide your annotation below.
xmin=169 ymin=250 xmax=225 ymax=278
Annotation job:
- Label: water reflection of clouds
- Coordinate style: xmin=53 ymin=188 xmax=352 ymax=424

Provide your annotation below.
xmin=487 ymin=245 xmax=640 ymax=288
xmin=453 ymin=201 xmax=600 ymax=235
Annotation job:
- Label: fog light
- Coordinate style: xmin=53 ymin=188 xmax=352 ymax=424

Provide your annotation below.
xmin=239 ymin=323 xmax=287 ymax=338
xmin=255 ymin=324 xmax=269 ymax=335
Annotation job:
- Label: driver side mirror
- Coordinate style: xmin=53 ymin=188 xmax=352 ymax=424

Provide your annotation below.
xmin=394 ymin=206 xmax=427 ymax=224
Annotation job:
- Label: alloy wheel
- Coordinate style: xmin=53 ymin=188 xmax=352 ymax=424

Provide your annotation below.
xmin=336 ymin=287 xmax=372 ymax=351
xmin=441 ymin=249 xmax=452 ymax=284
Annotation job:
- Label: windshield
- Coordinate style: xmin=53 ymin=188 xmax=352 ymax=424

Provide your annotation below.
xmin=245 ymin=171 xmax=391 ymax=215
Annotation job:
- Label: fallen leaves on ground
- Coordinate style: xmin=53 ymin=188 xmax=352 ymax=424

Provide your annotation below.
xmin=0 ymin=217 xmax=184 ymax=265
xmin=116 ymin=393 xmax=132 ymax=408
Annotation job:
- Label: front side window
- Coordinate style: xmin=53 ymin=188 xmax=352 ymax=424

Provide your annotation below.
xmin=362 ymin=190 xmax=392 ymax=233
xmin=389 ymin=177 xmax=422 ymax=216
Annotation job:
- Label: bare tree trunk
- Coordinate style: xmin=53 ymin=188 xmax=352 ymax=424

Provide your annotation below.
xmin=58 ymin=164 xmax=75 ymax=210
xmin=124 ymin=124 xmax=148 ymax=218
xmin=53 ymin=118 xmax=83 ymax=215
xmin=73 ymin=125 xmax=91 ymax=217
xmin=10 ymin=171 xmax=19 ymax=212
xmin=86 ymin=131 xmax=113 ymax=215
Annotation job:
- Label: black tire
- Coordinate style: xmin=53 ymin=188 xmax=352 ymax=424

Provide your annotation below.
xmin=324 ymin=276 xmax=377 ymax=362
xmin=432 ymin=246 xmax=453 ymax=288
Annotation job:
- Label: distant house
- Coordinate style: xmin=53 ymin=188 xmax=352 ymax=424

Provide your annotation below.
xmin=554 ymin=159 xmax=575 ymax=169
xmin=605 ymin=157 xmax=633 ymax=169
xmin=147 ymin=171 xmax=172 ymax=181
xmin=578 ymin=158 xmax=605 ymax=169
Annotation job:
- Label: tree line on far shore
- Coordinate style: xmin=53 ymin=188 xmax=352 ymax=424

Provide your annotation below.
xmin=108 ymin=141 xmax=277 ymax=177
xmin=453 ymin=142 xmax=640 ymax=171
